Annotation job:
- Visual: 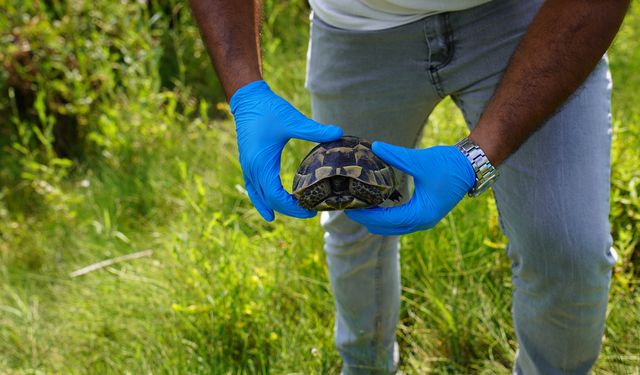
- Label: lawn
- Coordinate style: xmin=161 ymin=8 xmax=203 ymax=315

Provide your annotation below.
xmin=0 ymin=1 xmax=638 ymax=374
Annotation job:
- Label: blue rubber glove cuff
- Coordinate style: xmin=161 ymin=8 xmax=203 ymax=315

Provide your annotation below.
xmin=229 ymin=80 xmax=270 ymax=114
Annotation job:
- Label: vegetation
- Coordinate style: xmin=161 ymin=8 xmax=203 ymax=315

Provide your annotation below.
xmin=0 ymin=0 xmax=638 ymax=373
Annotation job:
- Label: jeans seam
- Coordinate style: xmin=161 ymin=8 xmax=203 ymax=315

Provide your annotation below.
xmin=426 ymin=13 xmax=454 ymax=98
xmin=429 ymin=68 xmax=445 ymax=98
xmin=435 ymin=13 xmax=455 ymax=70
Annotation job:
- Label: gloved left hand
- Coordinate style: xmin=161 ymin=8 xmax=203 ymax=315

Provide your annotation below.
xmin=230 ymin=80 xmax=343 ymax=221
xmin=345 ymin=142 xmax=476 ymax=235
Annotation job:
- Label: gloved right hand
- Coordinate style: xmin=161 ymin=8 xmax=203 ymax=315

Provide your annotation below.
xmin=346 ymin=142 xmax=476 ymax=235
xmin=229 ymin=80 xmax=343 ymax=221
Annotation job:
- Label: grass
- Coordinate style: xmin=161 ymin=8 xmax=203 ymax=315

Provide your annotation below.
xmin=0 ymin=1 xmax=639 ymax=374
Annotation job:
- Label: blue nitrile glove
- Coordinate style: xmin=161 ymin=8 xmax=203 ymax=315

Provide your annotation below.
xmin=345 ymin=142 xmax=476 ymax=235
xmin=229 ymin=80 xmax=343 ymax=221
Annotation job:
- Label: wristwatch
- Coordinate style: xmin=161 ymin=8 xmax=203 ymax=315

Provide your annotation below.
xmin=455 ymin=137 xmax=499 ymax=197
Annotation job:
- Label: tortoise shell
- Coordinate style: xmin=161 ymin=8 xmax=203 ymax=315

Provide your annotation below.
xmin=292 ymin=136 xmax=401 ymax=211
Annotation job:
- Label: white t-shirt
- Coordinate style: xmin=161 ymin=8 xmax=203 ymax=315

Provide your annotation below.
xmin=309 ymin=0 xmax=492 ymax=30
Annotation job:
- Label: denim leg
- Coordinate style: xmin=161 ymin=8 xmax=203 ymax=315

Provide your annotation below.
xmin=443 ymin=10 xmax=615 ymax=371
xmin=493 ymin=59 xmax=616 ymax=375
xmin=321 ymin=213 xmax=401 ymax=374
xmin=436 ymin=1 xmax=615 ymax=372
xmin=306 ymin=15 xmax=442 ymax=374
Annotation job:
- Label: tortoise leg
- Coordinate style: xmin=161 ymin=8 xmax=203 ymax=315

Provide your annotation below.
xmin=298 ymin=180 xmax=331 ymax=210
xmin=349 ymin=179 xmax=384 ymax=207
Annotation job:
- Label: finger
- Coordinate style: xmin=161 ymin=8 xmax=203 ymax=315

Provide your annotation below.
xmin=371 ymin=141 xmax=419 ymax=175
xmin=288 ymin=118 xmax=343 ymax=143
xmin=262 ymin=177 xmax=317 ymax=219
xmin=345 ymin=202 xmax=415 ymax=228
xmin=364 ymin=224 xmax=414 ymax=236
xmin=245 ymin=181 xmax=275 ymax=222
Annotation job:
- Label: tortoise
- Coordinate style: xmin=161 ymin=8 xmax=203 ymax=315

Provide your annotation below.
xmin=292 ymin=136 xmax=402 ymax=211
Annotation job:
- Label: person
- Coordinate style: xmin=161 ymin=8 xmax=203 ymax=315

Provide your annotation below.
xmin=188 ymin=0 xmax=629 ymax=373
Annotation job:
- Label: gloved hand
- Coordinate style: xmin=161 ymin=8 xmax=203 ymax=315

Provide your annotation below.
xmin=345 ymin=142 xmax=476 ymax=235
xmin=229 ymin=80 xmax=343 ymax=221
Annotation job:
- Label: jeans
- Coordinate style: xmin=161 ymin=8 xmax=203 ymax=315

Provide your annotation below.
xmin=305 ymin=0 xmax=616 ymax=373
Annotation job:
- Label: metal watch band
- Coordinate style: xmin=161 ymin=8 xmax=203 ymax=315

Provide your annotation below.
xmin=455 ymin=137 xmax=499 ymax=197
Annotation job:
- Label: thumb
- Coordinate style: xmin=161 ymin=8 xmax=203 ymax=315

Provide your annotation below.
xmin=288 ymin=118 xmax=344 ymax=143
xmin=371 ymin=141 xmax=418 ymax=175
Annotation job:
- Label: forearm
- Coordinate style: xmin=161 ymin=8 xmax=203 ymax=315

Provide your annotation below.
xmin=189 ymin=0 xmax=262 ymax=100
xmin=470 ymin=0 xmax=629 ymax=167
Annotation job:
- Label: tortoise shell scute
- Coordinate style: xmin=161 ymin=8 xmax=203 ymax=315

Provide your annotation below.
xmin=293 ymin=136 xmax=395 ymax=192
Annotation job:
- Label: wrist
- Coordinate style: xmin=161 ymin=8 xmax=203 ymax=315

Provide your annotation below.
xmin=225 ymin=70 xmax=263 ymax=100
xmin=468 ymin=126 xmax=505 ymax=167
